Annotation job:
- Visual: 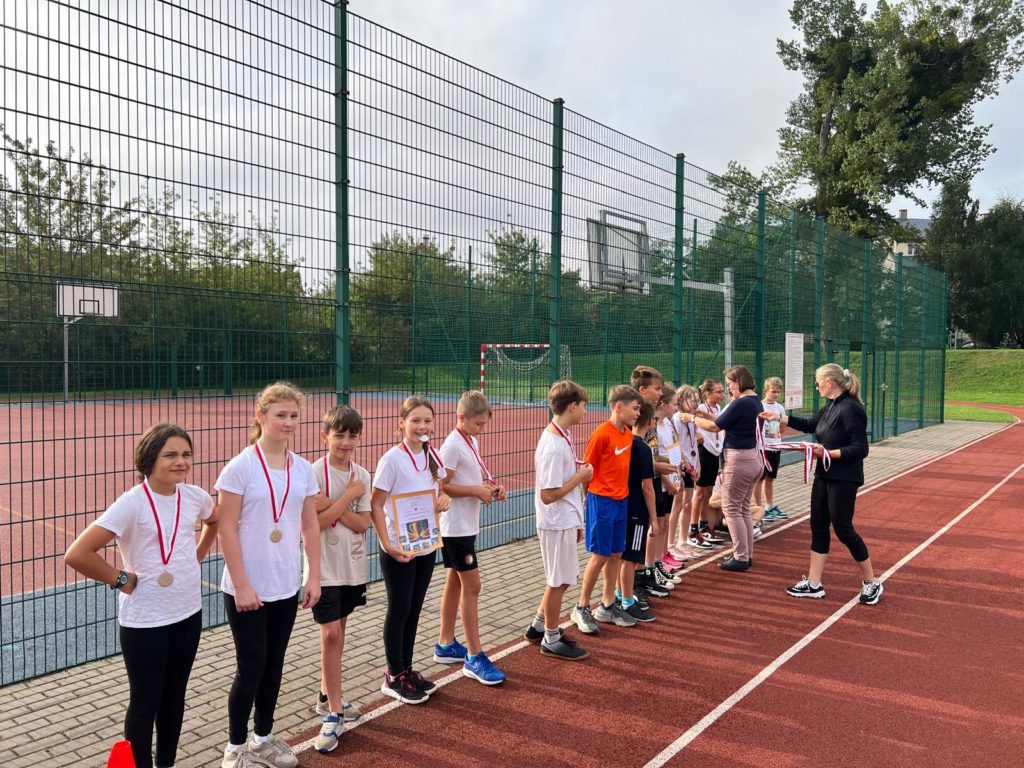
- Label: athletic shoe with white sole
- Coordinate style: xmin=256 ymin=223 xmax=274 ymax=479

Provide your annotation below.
xmin=314 ymin=715 xmax=343 ymax=754
xmin=540 ymin=634 xmax=589 ymax=661
xmin=655 ymin=561 xmax=682 ymax=584
xmin=786 ymin=576 xmax=825 ymax=599
xmin=463 ymin=651 xmax=505 ymax=685
xmin=859 ymin=579 xmax=884 ymax=605
xmin=571 ymin=604 xmax=600 ymax=634
xmin=623 ymin=601 xmax=656 ymax=623
xmin=433 ymin=638 xmax=468 ymax=664
xmin=248 ymin=734 xmax=298 ymax=768
xmin=687 ymin=533 xmax=715 ymax=549
xmin=593 ymin=602 xmax=638 ymax=627
xmin=315 ymin=695 xmax=362 ymax=722
xmin=221 ymin=750 xmax=272 ymax=768
xmin=380 ymin=671 xmax=428 ymax=705
xmin=772 ymin=505 xmax=789 ymax=520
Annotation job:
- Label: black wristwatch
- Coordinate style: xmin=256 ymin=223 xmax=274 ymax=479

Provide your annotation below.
xmin=111 ymin=569 xmax=129 ymax=591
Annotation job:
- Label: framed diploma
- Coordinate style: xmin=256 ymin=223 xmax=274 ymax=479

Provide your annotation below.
xmin=390 ymin=489 xmax=440 ymax=555
xmin=666 ymin=442 xmax=682 ymax=467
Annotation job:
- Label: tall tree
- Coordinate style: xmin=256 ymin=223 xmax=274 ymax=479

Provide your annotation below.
xmin=775 ymin=0 xmax=1024 ymax=238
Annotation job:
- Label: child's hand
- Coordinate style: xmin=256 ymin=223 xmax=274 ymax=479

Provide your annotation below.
xmin=493 ymin=484 xmax=508 ymax=502
xmin=436 ymin=493 xmax=452 ymax=512
xmin=759 ymin=411 xmax=780 ymax=421
xmin=576 ymin=463 xmax=593 ymax=484
xmin=649 ymin=518 xmax=662 ymax=537
xmin=313 ymin=493 xmax=333 ymax=512
xmin=576 ymin=528 xmax=583 ymax=544
xmin=348 ymin=477 xmax=366 ymax=500
xmin=475 ymin=485 xmax=494 ymax=505
xmin=388 ymin=547 xmax=414 ymax=563
xmin=696 ymin=434 xmax=705 ymax=444
xmin=301 ymin=579 xmax=321 ymax=609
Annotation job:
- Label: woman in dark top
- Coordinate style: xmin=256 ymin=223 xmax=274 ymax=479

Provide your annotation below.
xmin=762 ymin=363 xmax=883 ymax=604
xmin=681 ymin=365 xmax=763 ymax=571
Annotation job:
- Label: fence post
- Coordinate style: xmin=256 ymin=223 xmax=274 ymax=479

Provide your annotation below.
xmin=465 ymin=245 xmax=473 ymax=391
xmin=224 ymin=303 xmax=233 ymax=396
xmin=170 ymin=343 xmax=178 ymax=398
xmin=283 ymin=298 xmax=290 ymax=383
xmin=893 ymin=252 xmax=904 ymax=435
xmin=688 ymin=218 xmax=697 ymax=383
xmin=813 ymin=216 xmax=824 ymax=412
xmin=411 ymin=251 xmax=418 ymax=392
xmin=530 ymin=238 xmax=538 ymax=343
xmin=918 ymin=264 xmax=928 ymax=428
xmin=940 ymin=272 xmax=948 ymax=423
xmin=334 ymin=0 xmax=351 ymax=405
xmin=755 ymin=191 xmax=766 ymax=385
xmin=862 ymin=239 xmax=873 ymax=440
xmin=673 ymin=153 xmax=685 ymax=386
xmin=787 ymin=210 xmax=796 ymax=334
xmin=549 ymin=98 xmax=565 ymax=385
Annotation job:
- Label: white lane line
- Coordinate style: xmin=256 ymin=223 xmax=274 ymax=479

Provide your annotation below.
xmin=643 ymin=460 xmax=1024 ymax=768
xmin=295 ymin=420 xmax=1019 ymax=755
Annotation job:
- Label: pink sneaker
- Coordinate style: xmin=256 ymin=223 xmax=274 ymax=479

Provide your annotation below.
xmin=662 ymin=552 xmax=684 ymax=570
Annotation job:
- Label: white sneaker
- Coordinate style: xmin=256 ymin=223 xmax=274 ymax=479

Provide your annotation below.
xmin=222 ymin=749 xmax=272 ymax=768
xmin=314 ymin=714 xmax=343 ymax=754
xmin=249 ymin=734 xmax=298 ymax=768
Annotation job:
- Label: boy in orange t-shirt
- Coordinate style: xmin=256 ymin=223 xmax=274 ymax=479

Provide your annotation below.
xmin=570 ymin=385 xmax=643 ymax=634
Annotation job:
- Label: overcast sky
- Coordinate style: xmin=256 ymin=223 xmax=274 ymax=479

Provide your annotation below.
xmin=355 ymin=0 xmax=1024 ymax=219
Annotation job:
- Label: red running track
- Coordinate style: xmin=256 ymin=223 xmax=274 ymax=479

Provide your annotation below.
xmin=291 ymin=408 xmax=1024 ymax=768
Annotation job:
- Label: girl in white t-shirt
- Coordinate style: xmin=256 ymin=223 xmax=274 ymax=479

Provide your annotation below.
xmin=754 ymin=376 xmax=789 ymax=522
xmin=215 ymin=382 xmax=321 ymax=768
xmin=667 ymin=385 xmax=701 ymax=562
xmin=64 ymin=423 xmax=219 ymax=768
xmin=370 ymin=395 xmax=451 ymax=706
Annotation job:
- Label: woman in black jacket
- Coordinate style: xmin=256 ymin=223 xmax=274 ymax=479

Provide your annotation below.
xmin=762 ymin=363 xmax=883 ymax=605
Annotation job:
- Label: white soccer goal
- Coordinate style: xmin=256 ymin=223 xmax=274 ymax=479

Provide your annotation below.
xmin=479 ymin=344 xmax=572 ymax=405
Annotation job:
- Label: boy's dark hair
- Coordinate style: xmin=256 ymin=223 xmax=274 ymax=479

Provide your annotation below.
xmin=135 ymin=423 xmax=193 ymax=481
xmin=548 ymin=379 xmax=588 ymax=415
xmin=635 ymin=400 xmax=655 ymax=430
xmin=724 ymin=365 xmax=755 ymax=393
xmin=630 ymin=365 xmax=664 ymax=390
xmin=608 ymin=384 xmax=643 ymax=407
xmin=322 ymin=405 xmax=362 ymax=436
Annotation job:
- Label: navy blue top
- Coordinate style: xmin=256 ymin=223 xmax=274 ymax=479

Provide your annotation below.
xmin=627 ymin=434 xmax=656 ymax=519
xmin=715 ymin=394 xmax=762 ymax=449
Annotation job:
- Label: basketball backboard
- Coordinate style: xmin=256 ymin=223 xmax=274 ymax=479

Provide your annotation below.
xmin=57 ymin=283 xmax=119 ymax=318
xmin=586 ymin=211 xmax=650 ymax=293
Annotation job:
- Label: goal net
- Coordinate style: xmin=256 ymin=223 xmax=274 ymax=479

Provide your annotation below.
xmin=479 ymin=344 xmax=572 ymax=405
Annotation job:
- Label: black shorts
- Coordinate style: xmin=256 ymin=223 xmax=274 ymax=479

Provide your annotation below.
xmin=312 ymin=584 xmax=367 ymax=624
xmin=681 ymin=473 xmax=695 ymax=489
xmin=622 ymin=515 xmax=650 ymax=564
xmin=697 ymin=445 xmax=721 ymax=488
xmin=441 ymin=535 xmax=479 ymax=572
xmin=762 ymin=450 xmax=781 ymax=480
xmin=656 ymin=489 xmax=672 ymax=518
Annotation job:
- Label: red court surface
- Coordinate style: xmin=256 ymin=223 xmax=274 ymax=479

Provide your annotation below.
xmin=290 ymin=407 xmax=1024 ymax=768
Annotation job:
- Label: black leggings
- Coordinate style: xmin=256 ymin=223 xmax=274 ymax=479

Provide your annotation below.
xmin=809 ymin=478 xmax=870 ymax=562
xmin=119 ymin=610 xmax=203 ymax=768
xmin=380 ymin=551 xmax=435 ymax=675
xmin=224 ymin=595 xmax=298 ymax=745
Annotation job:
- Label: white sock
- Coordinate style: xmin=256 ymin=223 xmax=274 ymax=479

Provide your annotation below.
xmin=544 ymin=627 xmax=561 ymax=644
xmin=225 ymin=743 xmax=246 ymax=754
xmin=531 ymin=613 xmax=545 ymax=631
xmin=252 ymin=733 xmax=271 ymax=745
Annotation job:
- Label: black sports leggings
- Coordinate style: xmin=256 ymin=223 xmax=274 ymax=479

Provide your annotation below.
xmin=380 ymin=551 xmax=435 ymax=675
xmin=809 ymin=478 xmax=870 ymax=562
xmin=224 ymin=595 xmax=297 ymax=745
xmin=119 ymin=610 xmax=202 ymax=768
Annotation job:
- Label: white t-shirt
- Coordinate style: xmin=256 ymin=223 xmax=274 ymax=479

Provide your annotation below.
xmin=761 ymin=400 xmax=786 ymax=448
xmin=215 ymin=447 xmax=320 ymax=601
xmin=697 ymin=403 xmax=724 ymax=455
xmin=372 ymin=443 xmax=447 ymax=557
xmin=655 ymin=417 xmax=675 ymax=459
xmin=438 ymin=429 xmax=486 ymax=537
xmin=671 ymin=413 xmax=701 ymax=470
xmin=94 ymin=482 xmax=214 ymax=628
xmin=534 ymin=428 xmax=584 ymax=531
xmin=305 ymin=457 xmax=372 ymax=586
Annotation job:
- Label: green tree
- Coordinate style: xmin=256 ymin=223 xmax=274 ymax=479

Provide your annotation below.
xmin=774 ymin=0 xmax=1024 ymax=238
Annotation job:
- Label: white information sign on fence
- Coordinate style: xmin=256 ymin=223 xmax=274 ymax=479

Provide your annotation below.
xmin=784 ymin=332 xmax=804 ymax=409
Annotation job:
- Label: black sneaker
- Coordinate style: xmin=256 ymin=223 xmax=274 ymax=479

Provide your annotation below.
xmin=540 ymin=634 xmax=589 ymax=661
xmin=718 ymin=556 xmax=750 ymax=572
xmin=381 ymin=671 xmax=427 ymax=705
xmin=524 ymin=625 xmax=544 ymax=644
xmin=405 ymin=668 xmax=436 ymax=695
xmin=623 ymin=601 xmax=655 ymax=623
xmin=786 ymin=576 xmax=826 ymax=599
xmin=859 ymin=580 xmax=883 ymax=605
xmin=636 ymin=571 xmax=669 ymax=598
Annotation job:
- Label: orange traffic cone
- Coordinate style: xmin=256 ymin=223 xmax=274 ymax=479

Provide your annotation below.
xmin=107 ymin=740 xmax=135 ymax=768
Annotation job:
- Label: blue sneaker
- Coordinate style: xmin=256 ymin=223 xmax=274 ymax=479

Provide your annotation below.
xmin=772 ymin=505 xmax=788 ymax=519
xmin=433 ymin=638 xmax=468 ymax=664
xmin=763 ymin=507 xmax=777 ymax=522
xmin=462 ymin=651 xmax=505 ymax=685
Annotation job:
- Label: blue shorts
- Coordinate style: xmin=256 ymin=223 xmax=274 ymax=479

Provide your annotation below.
xmin=585 ymin=493 xmax=628 ymax=556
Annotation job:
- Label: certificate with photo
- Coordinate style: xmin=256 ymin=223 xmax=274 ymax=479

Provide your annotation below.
xmin=666 ymin=442 xmax=682 ymax=466
xmin=390 ymin=489 xmax=440 ymax=555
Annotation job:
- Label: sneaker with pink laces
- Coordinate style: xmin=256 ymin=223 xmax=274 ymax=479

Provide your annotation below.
xmin=662 ymin=552 xmax=684 ymax=570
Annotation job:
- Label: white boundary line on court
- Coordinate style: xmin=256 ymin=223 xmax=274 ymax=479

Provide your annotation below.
xmin=294 ymin=419 xmax=1019 ymax=755
xmin=643 ymin=458 xmax=1024 ymax=767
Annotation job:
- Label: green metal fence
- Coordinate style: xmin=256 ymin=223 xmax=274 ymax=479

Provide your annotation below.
xmin=0 ymin=2 xmax=945 ymax=684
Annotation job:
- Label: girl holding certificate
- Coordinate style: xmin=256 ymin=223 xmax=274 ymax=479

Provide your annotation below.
xmin=216 ymin=382 xmax=321 ymax=768
xmin=64 ymin=423 xmax=219 ymax=768
xmin=371 ymin=395 xmax=451 ymax=705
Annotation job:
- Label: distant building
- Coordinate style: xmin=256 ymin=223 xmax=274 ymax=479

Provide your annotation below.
xmin=890 ymin=209 xmax=931 ymax=259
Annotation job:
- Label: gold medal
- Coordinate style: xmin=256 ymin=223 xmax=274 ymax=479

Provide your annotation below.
xmin=270 ymin=528 xmax=283 ymax=543
xmin=157 ymin=570 xmax=174 ymax=588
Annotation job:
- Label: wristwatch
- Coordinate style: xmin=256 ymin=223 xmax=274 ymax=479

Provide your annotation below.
xmin=111 ymin=569 xmax=129 ymax=591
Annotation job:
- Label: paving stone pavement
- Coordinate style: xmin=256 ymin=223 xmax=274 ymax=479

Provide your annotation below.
xmin=0 ymin=420 xmax=1003 ymax=767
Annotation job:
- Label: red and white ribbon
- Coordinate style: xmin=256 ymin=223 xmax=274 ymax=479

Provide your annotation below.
xmin=755 ymin=417 xmax=831 ymax=483
xmin=550 ymin=420 xmax=586 ymax=466
xmin=402 ymin=439 xmax=445 ymax=473
xmin=456 ymin=428 xmax=494 ymax=483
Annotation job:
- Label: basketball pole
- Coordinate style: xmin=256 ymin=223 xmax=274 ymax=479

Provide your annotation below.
xmin=63 ymin=316 xmax=82 ymax=402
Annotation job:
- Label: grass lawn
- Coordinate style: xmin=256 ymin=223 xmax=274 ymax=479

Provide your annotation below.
xmin=943 ymin=403 xmax=1016 ymax=423
xmin=944 ymin=349 xmax=1024 ymax=406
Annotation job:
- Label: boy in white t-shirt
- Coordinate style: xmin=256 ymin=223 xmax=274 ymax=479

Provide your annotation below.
xmin=307 ymin=406 xmax=371 ymax=753
xmin=524 ymin=380 xmax=592 ymax=661
xmin=755 ymin=377 xmax=789 ymax=522
xmin=435 ymin=391 xmax=508 ymax=685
